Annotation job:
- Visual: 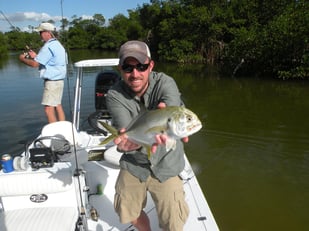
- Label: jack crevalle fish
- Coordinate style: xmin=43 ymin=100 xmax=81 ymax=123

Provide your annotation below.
xmin=99 ymin=106 xmax=202 ymax=158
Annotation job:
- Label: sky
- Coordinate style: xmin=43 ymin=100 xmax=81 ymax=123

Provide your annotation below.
xmin=0 ymin=0 xmax=150 ymax=32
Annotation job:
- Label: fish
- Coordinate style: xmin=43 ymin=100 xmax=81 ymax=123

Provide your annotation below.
xmin=99 ymin=106 xmax=203 ymax=158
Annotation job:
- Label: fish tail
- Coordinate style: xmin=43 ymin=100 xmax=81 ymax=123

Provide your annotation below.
xmin=99 ymin=135 xmax=116 ymax=145
xmin=98 ymin=121 xmax=118 ymax=145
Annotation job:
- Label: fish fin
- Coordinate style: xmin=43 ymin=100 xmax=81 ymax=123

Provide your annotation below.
xmin=165 ymin=138 xmax=177 ymax=152
xmin=98 ymin=121 xmax=118 ymax=145
xmin=125 ymin=107 xmax=149 ymax=128
xmin=145 ymin=145 xmax=152 ymax=159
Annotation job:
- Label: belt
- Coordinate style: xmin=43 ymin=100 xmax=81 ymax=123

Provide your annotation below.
xmin=44 ymin=79 xmax=64 ymax=81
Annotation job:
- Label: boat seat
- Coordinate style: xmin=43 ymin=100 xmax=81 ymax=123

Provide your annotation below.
xmin=0 ymin=163 xmax=73 ymax=196
xmin=0 ymin=207 xmax=78 ymax=231
xmin=0 ymin=162 xmax=80 ymax=231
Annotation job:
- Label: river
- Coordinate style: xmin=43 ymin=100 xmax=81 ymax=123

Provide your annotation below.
xmin=1 ymin=50 xmax=308 ymax=231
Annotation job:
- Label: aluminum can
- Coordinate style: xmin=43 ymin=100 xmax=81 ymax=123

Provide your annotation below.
xmin=1 ymin=154 xmax=14 ymax=173
xmin=97 ymin=183 xmax=103 ymax=195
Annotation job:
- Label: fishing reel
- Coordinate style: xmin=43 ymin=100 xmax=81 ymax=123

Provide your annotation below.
xmin=23 ymin=45 xmax=32 ymax=59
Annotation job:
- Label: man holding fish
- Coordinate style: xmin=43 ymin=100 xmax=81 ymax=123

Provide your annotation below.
xmin=106 ymin=40 xmax=202 ymax=231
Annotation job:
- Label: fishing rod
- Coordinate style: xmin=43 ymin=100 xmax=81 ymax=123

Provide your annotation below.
xmin=58 ymin=2 xmax=89 ymax=229
xmin=1 ymin=10 xmax=32 ymax=57
xmin=0 ymin=10 xmax=19 ymax=31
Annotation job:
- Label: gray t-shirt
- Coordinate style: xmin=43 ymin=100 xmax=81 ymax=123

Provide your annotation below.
xmin=106 ymin=71 xmax=185 ymax=182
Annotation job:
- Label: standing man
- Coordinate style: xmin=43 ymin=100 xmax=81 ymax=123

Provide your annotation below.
xmin=106 ymin=40 xmax=189 ymax=231
xmin=19 ymin=22 xmax=67 ymax=123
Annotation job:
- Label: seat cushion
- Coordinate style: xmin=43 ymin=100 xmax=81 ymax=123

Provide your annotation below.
xmin=0 ymin=163 xmax=73 ymax=196
xmin=0 ymin=207 xmax=78 ymax=231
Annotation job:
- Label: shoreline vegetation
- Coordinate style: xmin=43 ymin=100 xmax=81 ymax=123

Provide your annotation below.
xmin=1 ymin=0 xmax=308 ymax=79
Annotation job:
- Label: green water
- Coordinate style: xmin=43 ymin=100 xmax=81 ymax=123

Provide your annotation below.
xmin=1 ymin=51 xmax=308 ymax=231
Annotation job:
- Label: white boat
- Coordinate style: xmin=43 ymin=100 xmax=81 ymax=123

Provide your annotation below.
xmin=0 ymin=59 xmax=220 ymax=231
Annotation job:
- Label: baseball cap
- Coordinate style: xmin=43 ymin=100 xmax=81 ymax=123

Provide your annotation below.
xmin=36 ymin=22 xmax=56 ymax=32
xmin=119 ymin=40 xmax=151 ymax=65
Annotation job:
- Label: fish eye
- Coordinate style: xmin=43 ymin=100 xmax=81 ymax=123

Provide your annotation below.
xmin=187 ymin=115 xmax=192 ymax=121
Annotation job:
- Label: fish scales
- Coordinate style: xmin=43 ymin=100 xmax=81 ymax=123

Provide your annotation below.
xmin=125 ymin=106 xmax=177 ymax=145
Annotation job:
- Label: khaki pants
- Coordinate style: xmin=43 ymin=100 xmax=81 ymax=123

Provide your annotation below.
xmin=114 ymin=169 xmax=189 ymax=231
xmin=42 ymin=80 xmax=64 ymax=106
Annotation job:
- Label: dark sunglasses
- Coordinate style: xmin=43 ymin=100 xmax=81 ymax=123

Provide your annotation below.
xmin=121 ymin=63 xmax=150 ymax=73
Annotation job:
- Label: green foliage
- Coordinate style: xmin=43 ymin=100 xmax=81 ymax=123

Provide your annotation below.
xmin=97 ymin=28 xmax=126 ymax=50
xmin=0 ymin=32 xmax=8 ymax=58
xmin=3 ymin=0 xmax=309 ymax=78
xmin=5 ymin=31 xmax=41 ymax=51
xmin=221 ymin=0 xmax=309 ymax=78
